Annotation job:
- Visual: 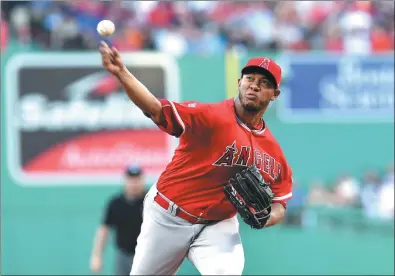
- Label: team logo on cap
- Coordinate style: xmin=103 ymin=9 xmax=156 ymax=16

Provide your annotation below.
xmin=258 ymin=58 xmax=271 ymax=70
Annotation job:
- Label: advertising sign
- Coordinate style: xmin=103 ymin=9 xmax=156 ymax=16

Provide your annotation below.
xmin=5 ymin=53 xmax=180 ymax=185
xmin=278 ymin=54 xmax=394 ymax=123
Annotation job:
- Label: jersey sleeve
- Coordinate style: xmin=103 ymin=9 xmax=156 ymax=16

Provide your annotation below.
xmin=102 ymin=199 xmax=116 ymax=227
xmin=271 ymin=160 xmax=293 ymax=209
xmin=155 ymin=99 xmax=212 ymax=137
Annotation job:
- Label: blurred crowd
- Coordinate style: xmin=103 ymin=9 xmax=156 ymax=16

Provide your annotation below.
xmin=308 ymin=164 xmax=394 ymax=220
xmin=286 ymin=162 xmax=395 ymax=228
xmin=1 ymin=1 xmax=394 ymax=56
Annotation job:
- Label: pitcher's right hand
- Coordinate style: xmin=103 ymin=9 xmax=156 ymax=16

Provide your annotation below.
xmin=99 ymin=41 xmax=125 ymax=76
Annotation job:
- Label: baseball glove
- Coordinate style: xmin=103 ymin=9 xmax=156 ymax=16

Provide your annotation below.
xmin=224 ymin=164 xmax=274 ymax=229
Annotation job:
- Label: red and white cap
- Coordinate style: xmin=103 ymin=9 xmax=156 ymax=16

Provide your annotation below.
xmin=241 ymin=57 xmax=282 ymax=89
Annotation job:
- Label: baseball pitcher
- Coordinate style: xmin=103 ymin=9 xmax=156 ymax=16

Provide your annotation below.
xmin=99 ymin=41 xmax=293 ymax=275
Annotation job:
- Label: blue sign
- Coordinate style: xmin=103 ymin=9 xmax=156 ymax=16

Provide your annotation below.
xmin=278 ymin=54 xmax=394 ymax=123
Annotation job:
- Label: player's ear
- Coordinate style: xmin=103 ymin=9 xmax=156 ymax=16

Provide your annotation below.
xmin=271 ymin=89 xmax=281 ymax=101
xmin=237 ymin=78 xmax=241 ymax=87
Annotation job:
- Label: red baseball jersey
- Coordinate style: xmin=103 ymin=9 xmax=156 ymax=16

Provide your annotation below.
xmin=154 ymin=98 xmax=293 ymax=221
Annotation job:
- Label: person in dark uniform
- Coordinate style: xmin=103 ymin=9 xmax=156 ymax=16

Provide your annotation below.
xmin=90 ymin=165 xmax=146 ymax=275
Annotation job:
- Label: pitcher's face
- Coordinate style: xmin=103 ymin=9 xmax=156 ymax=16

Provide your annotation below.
xmin=238 ymin=72 xmax=279 ymax=112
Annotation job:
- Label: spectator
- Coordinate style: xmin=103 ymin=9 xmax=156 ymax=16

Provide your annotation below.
xmin=52 ymin=15 xmax=82 ymax=49
xmin=273 ymin=1 xmax=309 ymax=51
xmin=377 ymin=164 xmax=394 ymax=220
xmin=154 ymin=23 xmax=188 ymax=57
xmin=1 ymin=14 xmax=9 ymax=52
xmin=9 ymin=3 xmax=31 ymax=44
xmin=306 ymin=179 xmax=333 ymax=207
xmin=323 ymin=24 xmax=343 ymax=52
xmin=331 ymin=173 xmax=361 ymax=207
xmin=147 ymin=1 xmax=174 ymax=28
xmin=371 ymin=25 xmax=394 ymax=52
xmin=339 ymin=8 xmax=373 ymax=55
xmin=360 ymin=170 xmax=381 ymax=219
xmin=382 ymin=163 xmax=394 ymax=184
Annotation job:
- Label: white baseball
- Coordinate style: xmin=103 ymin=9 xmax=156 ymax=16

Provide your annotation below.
xmin=97 ymin=20 xmax=115 ymax=37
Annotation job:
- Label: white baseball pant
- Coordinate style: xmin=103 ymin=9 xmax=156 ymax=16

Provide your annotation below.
xmin=130 ymin=185 xmax=245 ymax=275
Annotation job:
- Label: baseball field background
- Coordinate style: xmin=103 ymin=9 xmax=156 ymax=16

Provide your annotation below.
xmin=1 ymin=39 xmax=394 ymax=275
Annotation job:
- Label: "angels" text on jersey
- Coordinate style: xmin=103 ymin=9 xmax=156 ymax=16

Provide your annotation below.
xmin=212 ymin=141 xmax=281 ymax=180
